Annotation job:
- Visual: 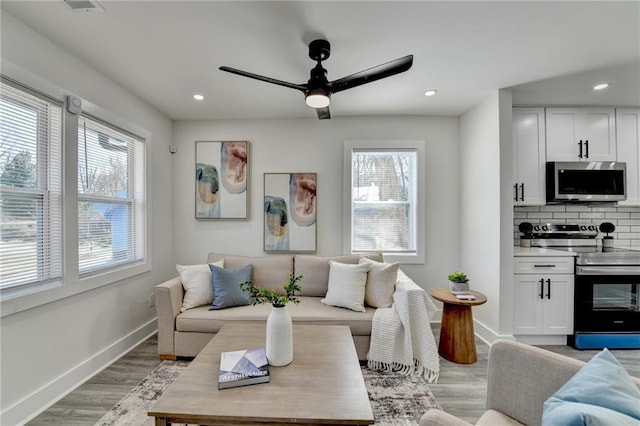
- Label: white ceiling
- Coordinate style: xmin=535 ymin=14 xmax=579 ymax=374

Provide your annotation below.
xmin=2 ymin=1 xmax=639 ymax=121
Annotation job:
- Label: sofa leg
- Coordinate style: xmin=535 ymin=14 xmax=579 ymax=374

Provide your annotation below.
xmin=159 ymin=354 xmax=178 ymax=361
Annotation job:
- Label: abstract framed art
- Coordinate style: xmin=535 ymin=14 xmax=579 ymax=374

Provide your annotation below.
xmin=195 ymin=141 xmax=249 ymax=219
xmin=264 ymin=173 xmax=317 ymax=252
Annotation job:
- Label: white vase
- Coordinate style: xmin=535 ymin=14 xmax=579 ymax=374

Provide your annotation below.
xmin=265 ymin=305 xmax=293 ymax=366
xmin=449 ymin=281 xmax=469 ymax=294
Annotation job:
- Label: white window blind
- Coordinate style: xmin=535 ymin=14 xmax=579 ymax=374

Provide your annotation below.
xmin=351 ymin=149 xmax=417 ymax=254
xmin=0 ymin=80 xmax=63 ymax=292
xmin=77 ymin=115 xmax=145 ymax=276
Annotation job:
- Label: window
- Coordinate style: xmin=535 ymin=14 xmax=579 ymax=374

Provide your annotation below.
xmin=344 ymin=141 xmax=425 ymax=264
xmin=0 ymin=80 xmax=63 ymax=293
xmin=77 ymin=115 xmax=145 ymax=275
xmin=0 ymin=76 xmax=149 ymax=308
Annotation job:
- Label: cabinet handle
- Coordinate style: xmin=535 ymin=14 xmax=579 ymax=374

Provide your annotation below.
xmin=585 ymin=140 xmax=589 ymax=158
xmin=578 ymin=140 xmax=583 ymax=158
xmin=539 ymin=278 xmax=544 ymax=299
xmin=546 ymin=278 xmax=551 ymax=299
xmin=520 ymin=183 xmax=524 ymax=201
xmin=534 ymin=264 xmax=556 ymax=268
xmin=514 ymin=183 xmax=518 ymax=202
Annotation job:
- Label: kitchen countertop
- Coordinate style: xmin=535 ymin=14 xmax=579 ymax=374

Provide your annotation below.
xmin=513 ymin=246 xmax=578 ymax=257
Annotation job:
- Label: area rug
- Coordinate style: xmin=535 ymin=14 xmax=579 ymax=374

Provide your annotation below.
xmin=95 ymin=360 xmax=441 ymax=426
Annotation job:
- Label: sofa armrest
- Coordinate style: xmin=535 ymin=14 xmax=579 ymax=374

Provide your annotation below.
xmin=155 ymin=276 xmax=183 ymax=358
xmin=419 ymin=410 xmax=473 ymax=426
xmin=485 ymin=339 xmax=589 ymax=426
xmin=394 ymin=270 xmax=438 ymax=317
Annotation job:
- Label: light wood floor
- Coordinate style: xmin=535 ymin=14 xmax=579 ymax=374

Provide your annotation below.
xmin=28 ymin=326 xmax=640 ymax=425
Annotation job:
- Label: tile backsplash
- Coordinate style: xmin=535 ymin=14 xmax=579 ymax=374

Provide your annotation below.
xmin=514 ymin=205 xmax=640 ymax=247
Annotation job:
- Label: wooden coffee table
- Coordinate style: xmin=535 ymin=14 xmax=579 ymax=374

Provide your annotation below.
xmin=148 ymin=323 xmax=374 ymax=425
xmin=429 ymin=287 xmax=487 ymax=364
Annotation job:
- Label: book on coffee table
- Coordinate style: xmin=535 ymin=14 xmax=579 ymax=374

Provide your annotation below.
xmin=218 ymin=347 xmax=270 ymax=390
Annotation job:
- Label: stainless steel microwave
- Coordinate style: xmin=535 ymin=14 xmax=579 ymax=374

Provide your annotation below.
xmin=546 ymin=162 xmax=627 ymax=203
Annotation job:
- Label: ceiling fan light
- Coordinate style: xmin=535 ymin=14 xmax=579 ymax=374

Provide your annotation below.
xmin=305 ymin=93 xmax=330 ymax=108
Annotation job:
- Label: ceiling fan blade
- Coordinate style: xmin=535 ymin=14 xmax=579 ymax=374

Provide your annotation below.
xmin=315 ymin=106 xmax=331 ymax=120
xmin=329 ymin=55 xmax=413 ymax=94
xmin=219 ymin=66 xmax=306 ymax=92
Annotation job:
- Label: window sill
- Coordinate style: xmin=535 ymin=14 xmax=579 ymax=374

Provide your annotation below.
xmin=0 ymin=261 xmax=150 ymax=318
xmin=380 ymin=252 xmax=425 ymax=265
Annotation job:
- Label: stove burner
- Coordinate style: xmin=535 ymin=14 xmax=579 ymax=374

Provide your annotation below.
xmin=523 ymin=223 xmax=640 ymax=266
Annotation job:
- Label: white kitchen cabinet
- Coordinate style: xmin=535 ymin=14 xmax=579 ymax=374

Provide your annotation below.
xmin=512 ymin=108 xmax=546 ymax=205
xmin=513 ymin=257 xmax=574 ymax=335
xmin=616 ymin=108 xmax=640 ymax=206
xmin=546 ymin=108 xmax=616 ymax=161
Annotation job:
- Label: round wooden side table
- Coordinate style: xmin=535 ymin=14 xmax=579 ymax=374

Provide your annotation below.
xmin=429 ymin=287 xmax=487 ymax=364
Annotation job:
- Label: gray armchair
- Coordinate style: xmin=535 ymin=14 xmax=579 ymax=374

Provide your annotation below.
xmin=420 ymin=339 xmax=640 ymax=426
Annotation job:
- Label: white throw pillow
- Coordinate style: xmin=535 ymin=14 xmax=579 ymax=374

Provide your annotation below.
xmin=359 ymin=257 xmax=399 ymax=308
xmin=321 ymin=261 xmax=370 ymax=312
xmin=177 ymin=260 xmax=224 ymax=312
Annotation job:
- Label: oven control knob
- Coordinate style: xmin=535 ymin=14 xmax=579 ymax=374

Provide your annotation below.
xmin=533 ymin=225 xmax=541 ymax=232
xmin=588 ymin=225 xmax=597 ymax=231
xmin=580 ymin=225 xmax=587 ymax=231
xmin=542 ymin=225 xmax=549 ymax=231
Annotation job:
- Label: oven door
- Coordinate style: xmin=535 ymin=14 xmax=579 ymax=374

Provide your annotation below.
xmin=574 ymin=267 xmax=640 ymax=333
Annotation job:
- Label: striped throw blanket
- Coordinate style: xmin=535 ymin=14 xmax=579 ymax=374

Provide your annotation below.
xmin=367 ymin=270 xmax=440 ymax=383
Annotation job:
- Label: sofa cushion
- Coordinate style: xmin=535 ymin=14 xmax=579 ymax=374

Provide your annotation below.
xmin=209 ymin=264 xmax=252 ymax=310
xmin=543 ymin=348 xmax=640 ymax=425
xmin=321 ymin=261 xmax=370 ymax=312
xmin=207 ymin=253 xmax=293 ymax=293
xmin=294 ymin=253 xmax=383 ymax=297
xmin=359 ymin=257 xmax=398 ymax=308
xmin=177 ymin=260 xmax=223 ymax=312
xmin=176 ymin=296 xmax=374 ymax=336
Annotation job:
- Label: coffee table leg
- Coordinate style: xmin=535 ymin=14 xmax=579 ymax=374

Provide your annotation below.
xmin=154 ymin=417 xmax=170 ymax=426
xmin=438 ymin=303 xmax=477 ymax=364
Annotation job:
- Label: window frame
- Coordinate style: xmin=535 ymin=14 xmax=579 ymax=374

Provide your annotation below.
xmin=76 ymin=114 xmax=146 ymax=277
xmin=343 ymin=140 xmax=426 ymax=264
xmin=0 ymin=74 xmax=151 ymax=317
xmin=0 ymin=78 xmax=64 ymax=295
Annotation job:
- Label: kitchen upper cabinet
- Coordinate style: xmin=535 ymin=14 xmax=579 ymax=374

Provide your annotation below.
xmin=616 ymin=108 xmax=640 ymax=206
xmin=546 ymin=108 xmax=616 ymax=161
xmin=513 ymin=257 xmax=574 ymax=336
xmin=512 ymin=108 xmax=546 ymax=205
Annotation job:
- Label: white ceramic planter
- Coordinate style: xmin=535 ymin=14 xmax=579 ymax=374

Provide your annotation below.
xmin=449 ymin=281 xmax=470 ymax=294
xmin=265 ymin=305 xmax=293 ymax=366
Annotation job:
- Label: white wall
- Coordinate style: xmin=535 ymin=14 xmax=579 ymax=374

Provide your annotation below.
xmin=459 ymin=92 xmax=503 ymax=339
xmin=0 ymin=13 xmax=174 ymax=425
xmin=172 ymin=116 xmax=460 ymax=291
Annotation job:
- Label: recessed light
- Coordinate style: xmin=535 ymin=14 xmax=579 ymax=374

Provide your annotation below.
xmin=193 ymin=94 xmax=205 ymax=101
xmin=424 ymin=89 xmax=438 ymax=97
xmin=593 ymin=83 xmax=609 ymax=91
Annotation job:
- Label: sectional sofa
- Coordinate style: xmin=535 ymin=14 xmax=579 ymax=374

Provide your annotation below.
xmin=155 ymin=252 xmax=426 ymax=361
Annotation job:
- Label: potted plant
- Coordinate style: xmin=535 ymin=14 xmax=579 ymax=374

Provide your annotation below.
xmin=518 ymin=222 xmax=534 ymax=247
xmin=600 ymin=222 xmax=615 ymax=248
xmin=240 ymin=273 xmax=302 ymax=366
xmin=448 ymin=271 xmax=470 ymax=294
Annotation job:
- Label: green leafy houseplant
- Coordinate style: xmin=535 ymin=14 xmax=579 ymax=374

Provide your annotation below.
xmin=447 ymin=271 xmax=469 ymax=283
xmin=240 ymin=272 xmax=303 ymax=307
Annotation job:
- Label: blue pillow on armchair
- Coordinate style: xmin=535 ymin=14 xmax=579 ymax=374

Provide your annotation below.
xmin=543 ymin=348 xmax=640 ymax=426
xmin=209 ymin=264 xmax=252 ymax=310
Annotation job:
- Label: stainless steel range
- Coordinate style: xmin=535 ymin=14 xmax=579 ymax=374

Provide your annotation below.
xmin=527 ymin=223 xmax=640 ymax=349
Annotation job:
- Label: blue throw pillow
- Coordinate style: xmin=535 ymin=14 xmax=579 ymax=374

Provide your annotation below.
xmin=209 ymin=264 xmax=252 ymax=310
xmin=543 ymin=348 xmax=640 ymax=426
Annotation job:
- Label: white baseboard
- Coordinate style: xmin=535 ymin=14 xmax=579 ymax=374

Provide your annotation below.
xmin=1 ymin=318 xmax=157 ymax=426
xmin=430 ymin=311 xmax=516 ymax=347
xmin=473 ymin=318 xmax=516 ymax=346
xmin=514 ymin=335 xmax=569 ymax=346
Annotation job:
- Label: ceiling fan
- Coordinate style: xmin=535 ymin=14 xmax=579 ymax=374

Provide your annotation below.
xmin=219 ymin=39 xmax=413 ymax=120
